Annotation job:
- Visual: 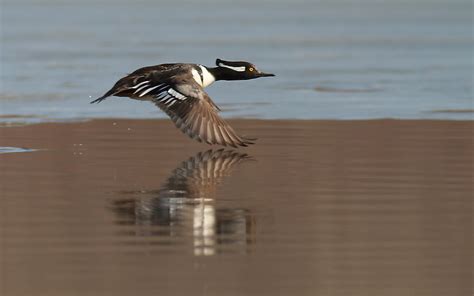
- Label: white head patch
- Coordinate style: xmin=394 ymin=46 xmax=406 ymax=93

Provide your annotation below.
xmin=218 ymin=62 xmax=246 ymax=72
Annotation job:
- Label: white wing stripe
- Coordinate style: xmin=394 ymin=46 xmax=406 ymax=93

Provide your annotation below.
xmin=134 ymin=84 xmax=149 ymax=94
xmin=163 ymin=97 xmax=175 ymax=105
xmin=130 ymin=80 xmax=149 ymax=89
xmin=139 ymin=84 xmax=163 ymax=97
xmin=168 ymin=88 xmax=187 ymax=101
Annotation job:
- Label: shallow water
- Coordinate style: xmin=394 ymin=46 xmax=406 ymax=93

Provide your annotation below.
xmin=1 ymin=0 xmax=473 ymax=122
xmin=0 ymin=119 xmax=472 ymax=296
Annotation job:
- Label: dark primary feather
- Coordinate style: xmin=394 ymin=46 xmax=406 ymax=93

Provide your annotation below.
xmin=92 ymin=64 xmax=256 ymax=147
xmin=155 ymin=91 xmax=255 ymax=147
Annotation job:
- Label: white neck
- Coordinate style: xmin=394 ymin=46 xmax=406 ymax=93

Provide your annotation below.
xmin=192 ymin=65 xmax=215 ymax=88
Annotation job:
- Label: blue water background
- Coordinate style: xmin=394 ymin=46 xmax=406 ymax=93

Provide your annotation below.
xmin=1 ymin=0 xmax=472 ymax=122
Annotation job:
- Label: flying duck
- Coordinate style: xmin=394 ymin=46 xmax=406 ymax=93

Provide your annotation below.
xmin=91 ymin=59 xmax=274 ymax=147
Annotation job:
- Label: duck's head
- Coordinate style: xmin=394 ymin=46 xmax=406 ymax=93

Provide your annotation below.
xmin=213 ymin=58 xmax=275 ymax=81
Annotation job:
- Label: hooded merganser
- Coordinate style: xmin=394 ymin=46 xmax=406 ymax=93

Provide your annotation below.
xmin=91 ymin=59 xmax=274 ymax=147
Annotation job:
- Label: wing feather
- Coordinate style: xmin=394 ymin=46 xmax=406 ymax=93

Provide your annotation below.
xmin=152 ymin=81 xmax=255 ymax=147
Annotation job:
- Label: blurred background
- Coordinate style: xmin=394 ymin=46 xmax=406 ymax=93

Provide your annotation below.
xmin=1 ymin=0 xmax=472 ymax=123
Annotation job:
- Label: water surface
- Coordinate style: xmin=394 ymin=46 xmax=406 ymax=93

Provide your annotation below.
xmin=1 ymin=119 xmax=472 ymax=295
xmin=1 ymin=0 xmax=473 ymax=121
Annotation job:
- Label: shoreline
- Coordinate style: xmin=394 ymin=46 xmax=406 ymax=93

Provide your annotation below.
xmin=0 ymin=116 xmax=473 ymax=129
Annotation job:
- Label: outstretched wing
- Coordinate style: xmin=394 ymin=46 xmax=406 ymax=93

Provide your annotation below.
xmin=153 ymin=81 xmax=255 ymax=147
xmin=92 ymin=65 xmax=255 ymax=147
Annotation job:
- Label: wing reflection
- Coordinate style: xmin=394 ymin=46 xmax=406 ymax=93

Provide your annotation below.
xmin=111 ymin=149 xmax=256 ymax=256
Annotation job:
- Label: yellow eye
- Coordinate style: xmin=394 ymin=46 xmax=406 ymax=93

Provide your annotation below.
xmin=248 ymin=67 xmax=254 ymax=72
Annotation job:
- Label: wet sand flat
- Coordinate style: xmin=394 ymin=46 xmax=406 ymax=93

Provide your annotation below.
xmin=0 ymin=119 xmax=472 ymax=296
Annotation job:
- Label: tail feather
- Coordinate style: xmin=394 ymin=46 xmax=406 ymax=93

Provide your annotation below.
xmin=91 ymin=75 xmax=136 ymax=104
xmin=90 ymin=95 xmax=107 ymax=104
xmin=90 ymin=88 xmax=117 ymax=104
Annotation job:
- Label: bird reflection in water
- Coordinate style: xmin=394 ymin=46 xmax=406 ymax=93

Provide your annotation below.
xmin=111 ymin=149 xmax=256 ymax=256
